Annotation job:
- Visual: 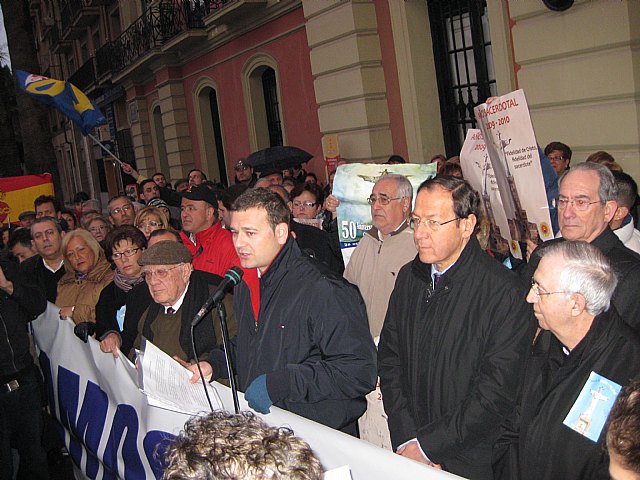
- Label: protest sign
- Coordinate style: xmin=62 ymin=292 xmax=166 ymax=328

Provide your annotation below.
xmin=460 ymin=129 xmax=513 ymax=257
xmin=332 ymin=163 xmax=437 ymax=265
xmin=32 ymin=303 xmax=463 ymax=480
xmin=474 ymin=90 xmax=554 ymax=258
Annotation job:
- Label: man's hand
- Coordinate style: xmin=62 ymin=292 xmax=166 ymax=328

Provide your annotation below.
xmin=100 ymin=333 xmax=122 ymax=358
xmin=0 ymin=266 xmax=13 ymax=295
xmin=324 ymin=195 xmax=340 ymax=220
xmin=397 ymin=441 xmax=440 ymax=468
xmin=245 ymin=374 xmax=273 ymax=414
xmin=121 ymin=163 xmax=140 ymax=180
xmin=174 ymin=357 xmax=213 ymax=384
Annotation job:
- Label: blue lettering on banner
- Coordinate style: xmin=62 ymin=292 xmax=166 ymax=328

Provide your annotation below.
xmin=38 ymin=351 xmax=172 ymax=479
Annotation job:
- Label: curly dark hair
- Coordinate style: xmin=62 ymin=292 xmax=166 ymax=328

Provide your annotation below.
xmin=289 ymin=182 xmax=324 ymax=206
xmin=104 ymin=225 xmax=147 ymax=261
xmin=162 ymin=411 xmax=323 ymax=480
xmin=607 ymin=379 xmax=640 ymax=474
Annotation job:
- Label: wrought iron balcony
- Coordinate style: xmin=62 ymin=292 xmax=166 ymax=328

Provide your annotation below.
xmin=68 ymin=57 xmax=97 ymax=91
xmin=96 ymin=1 xmax=214 ymax=75
xmin=60 ymin=0 xmax=100 ymax=40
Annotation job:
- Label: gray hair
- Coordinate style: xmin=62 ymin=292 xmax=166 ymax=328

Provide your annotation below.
xmin=561 ymin=162 xmax=618 ymax=206
xmin=377 ymin=173 xmax=413 ymax=200
xmin=31 ymin=216 xmax=63 ymax=234
xmin=542 ymin=240 xmax=617 ymax=316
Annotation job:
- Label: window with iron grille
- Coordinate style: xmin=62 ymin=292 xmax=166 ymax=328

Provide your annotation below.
xmin=261 ymin=68 xmax=283 ymax=147
xmin=428 ymin=0 xmax=497 ymax=157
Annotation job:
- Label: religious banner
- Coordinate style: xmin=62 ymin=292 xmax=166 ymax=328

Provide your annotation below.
xmin=332 ymin=163 xmax=437 ymax=265
xmin=474 ymin=90 xmax=554 ymax=258
xmin=31 ymin=303 xmax=463 ymax=480
xmin=0 ymin=174 xmax=54 ymax=224
xmin=460 ymin=129 xmax=514 ymax=257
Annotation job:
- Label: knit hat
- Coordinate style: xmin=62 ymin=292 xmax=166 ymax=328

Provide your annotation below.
xmin=138 ymin=240 xmax=192 ymax=266
xmin=147 ymin=198 xmax=169 ymax=210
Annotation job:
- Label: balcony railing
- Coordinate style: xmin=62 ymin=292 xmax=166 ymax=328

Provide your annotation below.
xmin=69 ymin=57 xmax=97 ymax=91
xmin=61 ymin=0 xmax=100 ymax=38
xmin=96 ymin=0 xmax=227 ymax=74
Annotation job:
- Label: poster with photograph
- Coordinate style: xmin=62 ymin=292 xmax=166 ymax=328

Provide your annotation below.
xmin=460 ymin=129 xmax=515 ymax=258
xmin=474 ymin=90 xmax=554 ymax=257
xmin=332 ymin=163 xmax=437 ymax=265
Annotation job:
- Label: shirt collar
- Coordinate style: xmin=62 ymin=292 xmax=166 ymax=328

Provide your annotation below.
xmin=431 ymin=262 xmax=454 ymax=284
xmin=43 ymin=257 xmax=64 ymax=273
xmin=165 ymin=281 xmax=189 ymax=314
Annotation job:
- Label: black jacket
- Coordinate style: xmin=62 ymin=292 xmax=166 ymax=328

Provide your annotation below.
xmin=520 ymin=227 xmax=640 ymax=334
xmin=498 ymin=309 xmax=640 ymax=480
xmin=95 ymin=280 xmax=153 ymax=340
xmin=120 ymin=270 xmax=235 ymax=364
xmin=214 ymin=237 xmax=376 ymax=432
xmin=290 ymin=220 xmax=344 ymax=274
xmin=19 ymin=254 xmax=66 ymax=303
xmin=0 ymin=260 xmax=47 ymax=378
xmin=378 ymin=237 xmax=534 ymax=480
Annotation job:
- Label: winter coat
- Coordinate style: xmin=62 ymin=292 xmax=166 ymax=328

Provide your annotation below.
xmin=213 ymin=237 xmax=377 ymax=433
xmin=495 ymin=309 xmax=640 ymax=480
xmin=94 ymin=279 xmax=152 ymax=340
xmin=56 ymin=254 xmax=114 ymax=325
xmin=378 ymin=236 xmax=534 ymax=480
xmin=344 ymin=221 xmax=416 ymax=338
xmin=180 ymin=222 xmax=240 ymax=277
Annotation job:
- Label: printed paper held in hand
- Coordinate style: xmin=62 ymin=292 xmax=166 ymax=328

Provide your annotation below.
xmin=138 ymin=338 xmax=222 ymax=415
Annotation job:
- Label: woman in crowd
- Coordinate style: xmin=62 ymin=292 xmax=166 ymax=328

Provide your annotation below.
xmin=290 ymin=182 xmax=324 ymax=221
xmin=60 ymin=209 xmax=78 ymax=230
xmin=135 ymin=206 xmax=169 ymax=240
xmin=96 ymin=225 xmax=151 ymax=356
xmin=56 ymin=229 xmax=114 ymax=337
xmin=84 ymin=213 xmax=113 ymax=245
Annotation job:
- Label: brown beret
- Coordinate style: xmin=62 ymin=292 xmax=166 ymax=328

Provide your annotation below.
xmin=138 ymin=240 xmax=192 ymax=266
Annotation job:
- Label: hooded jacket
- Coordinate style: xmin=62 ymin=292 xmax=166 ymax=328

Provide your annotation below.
xmin=378 ymin=236 xmax=534 ymax=479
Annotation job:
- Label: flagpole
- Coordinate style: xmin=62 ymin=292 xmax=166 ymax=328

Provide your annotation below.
xmin=88 ymin=133 xmax=124 ymax=166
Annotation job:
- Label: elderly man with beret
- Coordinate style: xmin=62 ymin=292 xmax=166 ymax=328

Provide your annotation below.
xmin=114 ymin=241 xmax=235 ymax=381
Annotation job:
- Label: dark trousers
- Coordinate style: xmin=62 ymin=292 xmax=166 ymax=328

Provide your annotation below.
xmin=0 ymin=367 xmax=49 ymax=480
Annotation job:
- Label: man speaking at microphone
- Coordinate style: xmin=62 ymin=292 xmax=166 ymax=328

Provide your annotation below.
xmin=210 ymin=188 xmax=377 ymax=435
xmin=112 ymin=241 xmax=236 ymax=382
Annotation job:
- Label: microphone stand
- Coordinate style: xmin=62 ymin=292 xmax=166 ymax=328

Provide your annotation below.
xmin=217 ymin=301 xmax=240 ymax=414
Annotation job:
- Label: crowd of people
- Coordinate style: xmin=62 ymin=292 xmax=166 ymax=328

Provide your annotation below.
xmin=1 ymin=144 xmax=640 ymax=480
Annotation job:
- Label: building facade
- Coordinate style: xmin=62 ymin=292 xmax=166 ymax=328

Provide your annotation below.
xmin=29 ymin=0 xmax=640 ymax=202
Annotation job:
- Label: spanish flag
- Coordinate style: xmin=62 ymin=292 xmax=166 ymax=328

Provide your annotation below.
xmin=0 ymin=174 xmax=54 ymax=224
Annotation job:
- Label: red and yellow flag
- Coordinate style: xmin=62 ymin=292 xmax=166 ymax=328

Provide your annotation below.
xmin=0 ymin=174 xmax=55 ymax=224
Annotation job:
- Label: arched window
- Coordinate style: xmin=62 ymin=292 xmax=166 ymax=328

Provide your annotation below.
xmin=242 ymin=55 xmax=286 ymax=150
xmin=194 ymin=80 xmax=227 ymax=185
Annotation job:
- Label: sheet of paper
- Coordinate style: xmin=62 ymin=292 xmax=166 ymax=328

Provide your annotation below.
xmin=139 ymin=338 xmax=223 ymax=415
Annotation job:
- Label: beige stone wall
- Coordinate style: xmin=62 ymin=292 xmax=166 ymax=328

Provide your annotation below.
xmin=502 ymin=0 xmax=640 ymax=178
xmin=303 ymin=0 xmax=394 ymax=163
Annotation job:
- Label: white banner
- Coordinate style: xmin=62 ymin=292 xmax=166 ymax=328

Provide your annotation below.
xmin=460 ymin=129 xmax=514 ymax=257
xmin=474 ymin=90 xmax=554 ymax=258
xmin=32 ymin=303 xmax=463 ymax=480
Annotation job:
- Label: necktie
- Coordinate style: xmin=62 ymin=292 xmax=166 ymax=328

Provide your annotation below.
xmin=433 ymin=272 xmax=442 ymax=289
xmin=166 ymin=307 xmax=175 ymax=315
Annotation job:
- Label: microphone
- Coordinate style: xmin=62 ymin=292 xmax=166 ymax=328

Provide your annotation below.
xmin=191 ymin=266 xmax=244 ymax=327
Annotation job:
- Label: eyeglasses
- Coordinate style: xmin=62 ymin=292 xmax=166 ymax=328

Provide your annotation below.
xmin=292 ymin=201 xmax=317 ymax=209
xmin=111 ymin=248 xmax=141 ymax=260
xmin=234 ymin=165 xmax=249 ymax=171
xmin=137 ymin=221 xmax=161 ymax=229
xmin=141 ymin=264 xmax=183 ymax=280
xmin=548 ymin=155 xmax=565 ymax=162
xmin=367 ymin=195 xmax=401 ymax=205
xmin=530 ymin=279 xmax=566 ymax=298
xmin=88 ymin=225 xmax=109 ymax=233
xmin=409 ymin=216 xmax=459 ymax=231
xmin=110 ymin=204 xmax=133 ymax=215
xmin=555 ymin=196 xmax=600 ymax=211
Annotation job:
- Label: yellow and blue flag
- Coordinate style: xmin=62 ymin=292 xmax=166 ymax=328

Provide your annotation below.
xmin=16 ymin=70 xmax=106 ymax=135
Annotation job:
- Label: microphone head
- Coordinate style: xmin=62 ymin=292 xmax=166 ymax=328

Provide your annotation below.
xmin=225 ymin=266 xmax=244 ymax=286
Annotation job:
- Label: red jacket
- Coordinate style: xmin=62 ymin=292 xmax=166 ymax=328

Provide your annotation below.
xmin=180 ymin=222 xmax=241 ymax=277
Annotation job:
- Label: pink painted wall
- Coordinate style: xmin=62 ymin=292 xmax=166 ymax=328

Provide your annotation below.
xmin=139 ymin=7 xmax=325 ymax=184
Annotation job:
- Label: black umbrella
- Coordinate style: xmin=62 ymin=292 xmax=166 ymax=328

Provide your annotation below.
xmin=246 ymin=146 xmax=313 ymax=172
